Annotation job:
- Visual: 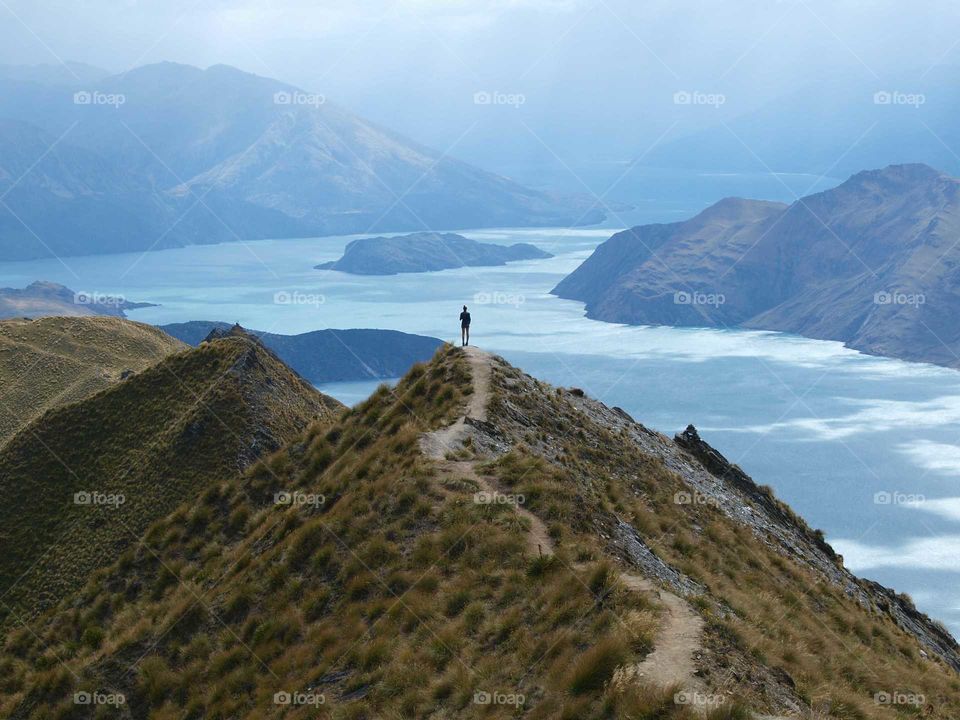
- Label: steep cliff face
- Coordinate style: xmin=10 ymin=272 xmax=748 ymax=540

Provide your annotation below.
xmin=554 ymin=164 xmax=960 ymax=368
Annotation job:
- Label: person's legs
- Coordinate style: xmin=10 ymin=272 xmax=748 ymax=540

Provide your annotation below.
xmin=461 ymin=327 xmax=466 ymax=346
xmin=465 ymin=326 xmax=470 ymax=346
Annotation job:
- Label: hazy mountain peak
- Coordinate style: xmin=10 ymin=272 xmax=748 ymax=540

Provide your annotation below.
xmin=840 ymin=162 xmax=947 ymax=191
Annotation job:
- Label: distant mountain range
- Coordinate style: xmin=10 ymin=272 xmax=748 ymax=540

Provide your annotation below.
xmin=316 ymin=231 xmax=552 ymax=275
xmin=554 ymin=164 xmax=960 ymax=368
xmin=0 ymin=62 xmax=605 ymax=262
xmin=160 ymin=321 xmax=443 ymax=383
xmin=0 ymin=281 xmax=154 ymax=319
xmin=642 ymin=71 xmax=960 ymax=178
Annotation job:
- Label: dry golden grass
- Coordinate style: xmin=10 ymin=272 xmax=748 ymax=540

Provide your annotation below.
xmin=0 ymin=316 xmax=186 ymax=445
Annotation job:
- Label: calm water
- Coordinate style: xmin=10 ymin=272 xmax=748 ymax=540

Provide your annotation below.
xmin=3 ymin=226 xmax=960 ymax=634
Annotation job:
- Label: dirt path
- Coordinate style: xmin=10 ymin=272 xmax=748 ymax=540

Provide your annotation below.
xmin=612 ymin=572 xmax=705 ymax=693
xmin=419 ymin=346 xmax=489 ymax=460
xmin=420 ymin=346 xmax=704 ymax=696
xmin=421 ymin=347 xmax=554 ymax=558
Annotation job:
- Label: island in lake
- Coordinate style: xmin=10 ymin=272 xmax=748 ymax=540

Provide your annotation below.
xmin=316 ymin=231 xmax=553 ymax=275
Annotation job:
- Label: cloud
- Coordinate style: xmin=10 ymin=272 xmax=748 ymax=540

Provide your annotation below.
xmin=899 ymin=495 xmax=960 ymax=523
xmin=728 ymin=394 xmax=960 ymax=441
xmin=897 ymin=440 xmax=960 ymax=478
xmin=833 ymin=535 xmax=960 ymax=572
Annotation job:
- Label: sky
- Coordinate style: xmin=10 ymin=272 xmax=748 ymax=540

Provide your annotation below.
xmin=3 ymin=0 xmax=960 ymax=190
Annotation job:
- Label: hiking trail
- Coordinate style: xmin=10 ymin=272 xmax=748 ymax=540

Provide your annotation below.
xmin=419 ymin=346 xmax=707 ymax=696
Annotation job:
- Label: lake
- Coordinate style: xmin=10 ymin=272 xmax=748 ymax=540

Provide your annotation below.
xmin=3 ymin=225 xmax=959 ymax=635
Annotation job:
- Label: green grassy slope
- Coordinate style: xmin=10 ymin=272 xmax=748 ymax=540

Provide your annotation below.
xmin=0 ymin=347 xmax=956 ymax=719
xmin=0 ymin=316 xmax=185 ymax=446
xmin=0 ymin=334 xmax=343 ymax=626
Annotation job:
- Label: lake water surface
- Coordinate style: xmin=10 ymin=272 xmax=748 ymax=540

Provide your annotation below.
xmin=3 ymin=226 xmax=959 ymax=634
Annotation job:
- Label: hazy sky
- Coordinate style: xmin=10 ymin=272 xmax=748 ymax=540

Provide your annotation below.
xmin=3 ymin=1 xmax=959 ymax=183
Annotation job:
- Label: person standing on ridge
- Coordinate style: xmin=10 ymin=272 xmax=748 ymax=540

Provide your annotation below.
xmin=459 ymin=305 xmax=471 ymax=346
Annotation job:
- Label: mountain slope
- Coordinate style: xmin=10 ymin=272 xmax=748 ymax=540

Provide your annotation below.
xmin=0 ymin=316 xmax=185 ymax=446
xmin=160 ymin=321 xmax=443 ymax=383
xmin=554 ymin=164 xmax=960 ymax=367
xmin=1 ymin=347 xmax=957 ymax=719
xmin=0 ymin=334 xmax=343 ymax=624
xmin=0 ymin=281 xmax=156 ymax=320
xmin=0 ymin=63 xmax=603 ymax=261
